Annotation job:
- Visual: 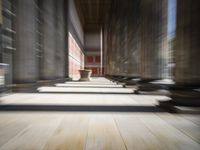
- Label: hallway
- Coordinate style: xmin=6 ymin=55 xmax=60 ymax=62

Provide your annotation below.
xmin=0 ymin=78 xmax=199 ymax=150
xmin=0 ymin=0 xmax=200 ymax=149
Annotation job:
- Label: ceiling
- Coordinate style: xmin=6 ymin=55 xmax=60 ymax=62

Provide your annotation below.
xmin=75 ymin=0 xmax=112 ymax=30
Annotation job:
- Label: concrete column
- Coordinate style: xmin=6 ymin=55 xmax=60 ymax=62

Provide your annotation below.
xmin=140 ymin=0 xmax=168 ymax=80
xmin=107 ymin=11 xmax=117 ymax=76
xmin=118 ymin=6 xmax=127 ymax=76
xmin=13 ymin=0 xmax=38 ymax=83
xmin=175 ymin=0 xmax=200 ymax=85
xmin=105 ymin=25 xmax=113 ymax=75
xmin=102 ymin=26 xmax=108 ymax=75
xmin=105 ymin=0 xmax=141 ymax=81
xmin=40 ymin=0 xmax=56 ymax=80
xmin=109 ymin=1 xmax=124 ymax=77
xmin=126 ymin=0 xmax=141 ymax=77
xmin=161 ymin=0 xmax=200 ymax=107
xmin=1 ymin=0 xmax=15 ymax=86
xmin=0 ymin=0 xmax=2 ymax=24
xmin=55 ymin=0 xmax=66 ymax=79
xmin=64 ymin=0 xmax=69 ymax=78
xmin=113 ymin=18 xmax=121 ymax=76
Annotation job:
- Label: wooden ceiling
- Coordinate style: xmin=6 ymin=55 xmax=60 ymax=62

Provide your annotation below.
xmin=75 ymin=0 xmax=112 ymax=30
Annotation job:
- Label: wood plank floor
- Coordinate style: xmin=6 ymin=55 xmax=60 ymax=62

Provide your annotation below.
xmin=0 ymin=77 xmax=199 ymax=150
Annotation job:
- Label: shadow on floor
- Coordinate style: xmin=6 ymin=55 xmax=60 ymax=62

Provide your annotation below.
xmin=0 ymin=104 xmax=166 ymax=112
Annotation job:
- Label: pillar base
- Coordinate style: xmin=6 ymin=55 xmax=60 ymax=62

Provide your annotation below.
xmin=106 ymin=75 xmax=139 ymax=85
xmin=158 ymin=84 xmax=200 ymax=113
xmin=169 ymin=85 xmax=200 ymax=107
xmin=158 ymin=100 xmax=200 ymax=113
xmin=134 ymin=79 xmax=173 ymax=94
xmin=12 ymin=83 xmax=38 ymax=93
xmin=125 ymin=78 xmax=140 ymax=86
xmin=108 ymin=75 xmax=124 ymax=82
xmin=158 ymin=100 xmax=178 ymax=113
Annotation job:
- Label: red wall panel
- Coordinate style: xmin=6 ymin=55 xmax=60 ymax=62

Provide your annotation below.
xmin=85 ymin=54 xmax=101 ymax=76
xmin=95 ymin=56 xmax=100 ymax=63
xmin=68 ymin=33 xmax=84 ymax=79
xmin=86 ymin=56 xmax=94 ymax=63
xmin=91 ymin=67 xmax=98 ymax=74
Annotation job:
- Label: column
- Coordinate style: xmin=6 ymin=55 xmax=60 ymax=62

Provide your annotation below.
xmin=105 ymin=0 xmax=141 ymax=83
xmin=136 ymin=0 xmax=168 ymax=92
xmin=118 ymin=3 xmax=126 ymax=76
xmin=126 ymin=0 xmax=141 ymax=78
xmin=40 ymin=0 xmax=56 ymax=80
xmin=140 ymin=0 xmax=168 ymax=80
xmin=175 ymin=0 xmax=200 ymax=85
xmin=113 ymin=18 xmax=121 ymax=76
xmin=168 ymin=0 xmax=200 ymax=106
xmin=106 ymin=6 xmax=117 ymax=77
xmin=13 ymin=0 xmax=38 ymax=83
xmin=55 ymin=0 xmax=66 ymax=79
xmin=64 ymin=0 xmax=69 ymax=78
xmin=105 ymin=24 xmax=113 ymax=76
xmin=105 ymin=0 xmax=127 ymax=80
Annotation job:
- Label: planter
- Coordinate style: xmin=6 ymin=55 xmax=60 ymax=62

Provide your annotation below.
xmin=79 ymin=69 xmax=92 ymax=81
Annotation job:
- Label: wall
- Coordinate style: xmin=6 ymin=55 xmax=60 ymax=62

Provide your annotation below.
xmin=84 ymin=30 xmax=101 ymax=76
xmin=85 ymin=32 xmax=100 ymax=51
xmin=68 ymin=0 xmax=85 ymax=79
xmin=68 ymin=32 xmax=84 ymax=79
xmin=85 ymin=51 xmax=101 ymax=76
xmin=68 ymin=0 xmax=84 ymax=46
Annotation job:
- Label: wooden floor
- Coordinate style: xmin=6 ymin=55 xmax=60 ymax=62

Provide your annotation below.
xmin=0 ymin=77 xmax=199 ymax=150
